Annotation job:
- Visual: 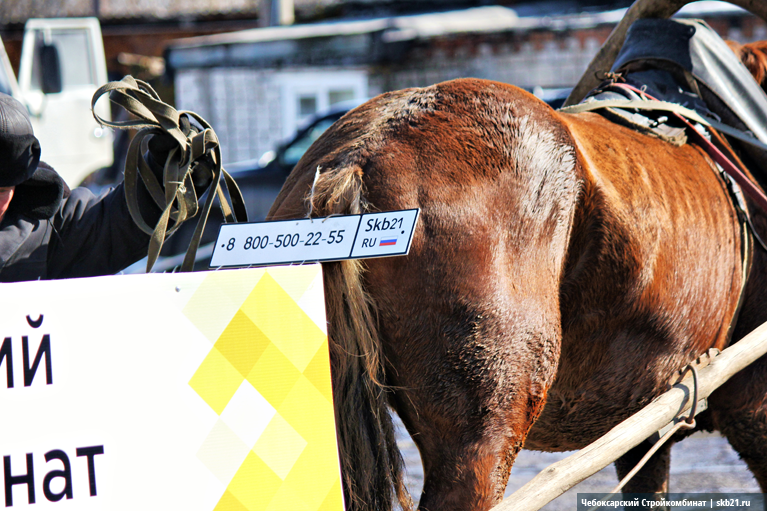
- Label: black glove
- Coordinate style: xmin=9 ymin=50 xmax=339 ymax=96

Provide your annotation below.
xmin=145 ymin=116 xmax=213 ymax=193
xmin=145 ymin=115 xmax=193 ymax=173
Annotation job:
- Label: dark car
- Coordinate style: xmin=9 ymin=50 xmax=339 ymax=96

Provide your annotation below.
xmin=225 ymin=99 xmax=364 ymax=223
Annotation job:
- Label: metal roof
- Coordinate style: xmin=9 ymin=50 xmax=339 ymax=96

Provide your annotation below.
xmin=167 ymin=1 xmax=750 ymax=49
xmin=163 ymin=1 xmax=754 ymax=70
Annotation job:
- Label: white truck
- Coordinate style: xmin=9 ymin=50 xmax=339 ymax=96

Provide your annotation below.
xmin=0 ymin=17 xmax=112 ymax=187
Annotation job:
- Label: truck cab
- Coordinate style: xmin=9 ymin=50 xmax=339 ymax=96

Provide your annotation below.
xmin=1 ymin=17 xmax=112 ymax=187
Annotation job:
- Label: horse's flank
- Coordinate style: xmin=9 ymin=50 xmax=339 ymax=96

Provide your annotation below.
xmin=526 ymin=110 xmax=743 ymax=449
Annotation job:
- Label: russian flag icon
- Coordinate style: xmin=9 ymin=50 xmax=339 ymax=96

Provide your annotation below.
xmin=379 ymin=237 xmax=398 ymax=246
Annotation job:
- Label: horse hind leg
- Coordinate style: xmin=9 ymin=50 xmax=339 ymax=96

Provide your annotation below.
xmin=719 ymin=411 xmax=767 ymax=490
xmin=385 ymin=300 xmax=561 ymax=511
xmin=614 ymin=363 xmax=767 ymax=503
xmin=614 ymin=439 xmax=672 ymax=495
xmin=399 ymin=370 xmax=558 ymax=510
xmin=707 ymin=354 xmax=767 ymax=492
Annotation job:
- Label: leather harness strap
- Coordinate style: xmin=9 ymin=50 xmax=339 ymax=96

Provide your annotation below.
xmin=91 ymin=76 xmax=248 ymax=272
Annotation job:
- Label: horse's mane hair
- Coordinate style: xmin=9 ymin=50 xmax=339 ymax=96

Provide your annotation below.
xmin=727 ymin=39 xmax=767 ymax=91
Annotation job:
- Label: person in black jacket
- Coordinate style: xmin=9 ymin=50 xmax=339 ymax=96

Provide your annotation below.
xmin=0 ymin=92 xmax=165 ymax=282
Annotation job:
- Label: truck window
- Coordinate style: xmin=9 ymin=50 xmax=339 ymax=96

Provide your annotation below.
xmin=0 ymin=40 xmax=16 ymax=97
xmin=0 ymin=66 xmax=12 ymax=96
xmin=29 ymin=29 xmax=95 ymax=91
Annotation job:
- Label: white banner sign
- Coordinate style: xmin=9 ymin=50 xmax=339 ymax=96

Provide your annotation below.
xmin=0 ymin=266 xmax=343 ymax=511
xmin=210 ymin=209 xmax=420 ymax=268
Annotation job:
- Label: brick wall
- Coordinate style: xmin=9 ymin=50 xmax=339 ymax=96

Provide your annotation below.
xmin=176 ymin=68 xmax=283 ymax=163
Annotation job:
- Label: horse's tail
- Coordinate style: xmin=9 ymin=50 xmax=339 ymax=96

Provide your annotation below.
xmin=305 ymin=164 xmax=412 ymax=511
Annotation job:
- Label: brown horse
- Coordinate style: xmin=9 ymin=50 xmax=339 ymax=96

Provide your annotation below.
xmin=267 ymin=42 xmax=767 ymax=510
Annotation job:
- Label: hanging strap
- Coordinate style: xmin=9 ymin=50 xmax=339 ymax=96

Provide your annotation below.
xmin=91 ymin=76 xmax=248 ymax=272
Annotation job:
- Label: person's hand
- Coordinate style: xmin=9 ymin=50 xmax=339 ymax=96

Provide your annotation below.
xmin=145 ymin=116 xmax=213 ymax=191
xmin=146 ymin=115 xmax=194 ymax=171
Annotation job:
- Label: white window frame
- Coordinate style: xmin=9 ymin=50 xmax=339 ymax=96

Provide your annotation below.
xmin=274 ymin=69 xmax=368 ymax=138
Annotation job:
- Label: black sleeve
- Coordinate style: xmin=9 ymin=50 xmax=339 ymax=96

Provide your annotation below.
xmin=45 ymin=183 xmax=159 ymax=279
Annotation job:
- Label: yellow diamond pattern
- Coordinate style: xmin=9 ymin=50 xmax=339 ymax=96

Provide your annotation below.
xmin=189 ymin=346 xmax=244 ymax=415
xmin=301 ymin=341 xmax=333 ymax=404
xmin=265 ymin=482 xmax=312 ymax=511
xmin=183 ymin=269 xmax=266 ymax=343
xmin=241 ymin=273 xmax=327 ymax=373
xmin=253 ymin=413 xmax=307 ymax=480
xmin=317 ymin=480 xmax=344 ymax=511
xmin=228 ymin=452 xmax=282 ymax=511
xmin=184 ymin=266 xmax=343 ymax=511
xmin=214 ymin=491 xmax=249 ymax=511
xmin=246 ymin=343 xmax=301 ymax=409
xmin=214 ymin=311 xmax=270 ymax=377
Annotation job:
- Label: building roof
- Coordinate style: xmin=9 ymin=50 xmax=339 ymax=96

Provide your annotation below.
xmin=169 ymin=6 xmax=523 ymax=48
xmin=165 ymin=1 xmax=752 ymax=70
xmin=0 ymin=0 xmax=266 ymax=25
xmin=0 ymin=0 xmax=748 ymax=26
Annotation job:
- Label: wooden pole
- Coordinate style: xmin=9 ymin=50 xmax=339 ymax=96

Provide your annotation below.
xmin=490 ymin=320 xmax=767 ymax=511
